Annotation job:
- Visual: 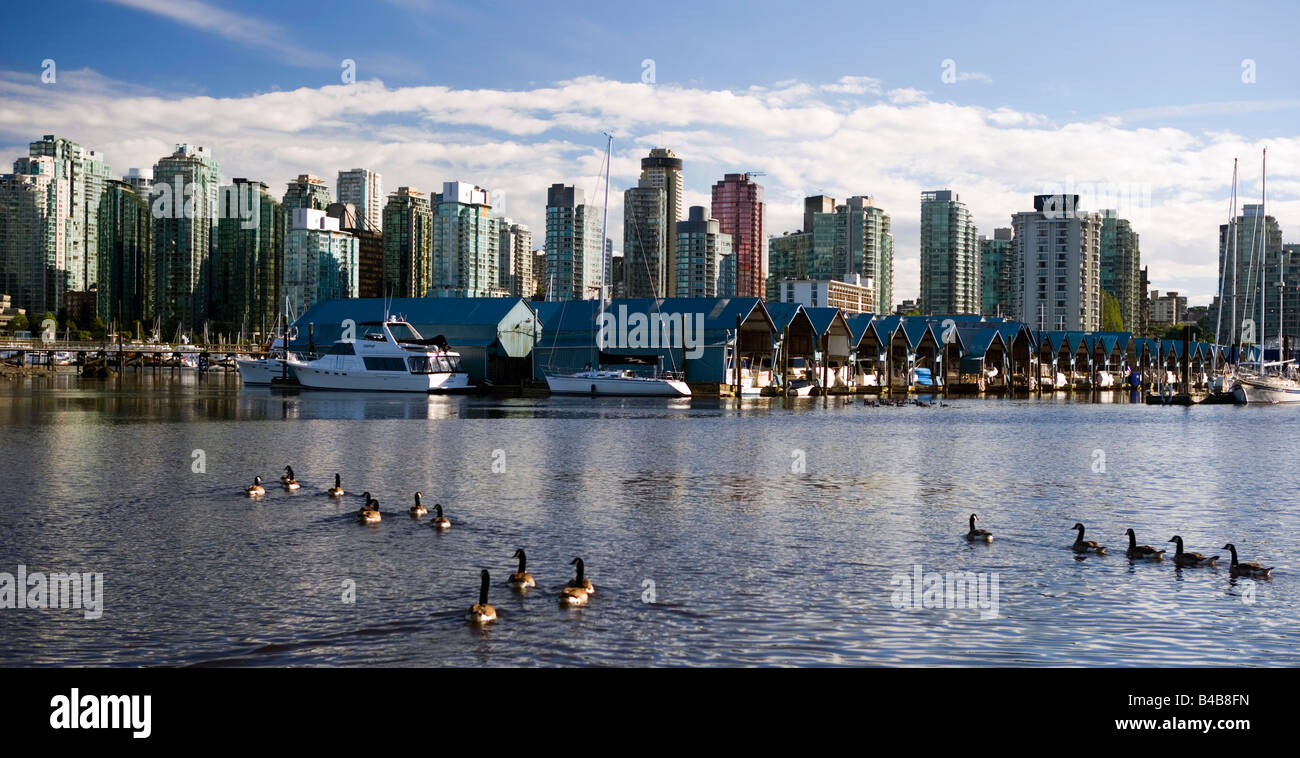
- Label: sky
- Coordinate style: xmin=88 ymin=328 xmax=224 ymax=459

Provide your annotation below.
xmin=3 ymin=0 xmax=1300 ymax=306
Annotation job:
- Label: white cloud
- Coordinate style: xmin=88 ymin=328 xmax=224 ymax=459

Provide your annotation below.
xmin=103 ymin=0 xmax=334 ymax=67
xmin=3 ymin=69 xmax=1297 ymax=307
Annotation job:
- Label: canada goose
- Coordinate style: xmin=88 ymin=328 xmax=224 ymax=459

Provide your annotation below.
xmin=410 ymin=491 xmax=427 ymax=517
xmin=431 ymin=503 xmax=450 ymax=530
xmin=468 ymin=569 xmax=497 ymax=624
xmin=1071 ymin=523 xmax=1106 ymax=554
xmin=245 ymin=476 xmax=265 ymax=497
xmin=1223 ymin=544 xmax=1272 ymax=578
xmin=281 ymin=466 xmax=300 ymax=491
xmin=1168 ymin=536 xmax=1217 ymax=567
xmin=327 ymin=474 xmax=344 ymax=498
xmin=357 ymin=494 xmax=380 ymax=524
xmin=966 ymin=513 xmax=993 ymax=543
xmin=1125 ymin=529 xmax=1165 ymax=560
xmin=508 ymin=549 xmax=536 ymax=589
xmin=565 ymin=557 xmax=595 ymax=595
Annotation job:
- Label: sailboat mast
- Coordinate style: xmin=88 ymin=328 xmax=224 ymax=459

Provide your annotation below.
xmin=1261 ymin=147 xmax=1267 ymax=367
xmin=596 ymin=132 xmax=612 ymax=359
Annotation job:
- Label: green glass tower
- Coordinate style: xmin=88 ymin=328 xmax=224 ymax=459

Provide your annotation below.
xmin=96 ymin=179 xmax=153 ymax=329
xmin=152 ymin=144 xmax=220 ymax=334
xmin=382 ymin=186 xmax=433 ymax=298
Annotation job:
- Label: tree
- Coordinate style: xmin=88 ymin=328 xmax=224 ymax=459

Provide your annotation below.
xmin=9 ymin=312 xmax=28 ymax=333
xmin=1101 ymin=291 xmax=1125 ymax=332
xmin=1162 ymin=323 xmax=1201 ymax=341
xmin=90 ymin=317 xmax=107 ymax=340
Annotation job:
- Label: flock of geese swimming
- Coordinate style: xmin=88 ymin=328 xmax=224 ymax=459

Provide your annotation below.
xmin=245 ymin=467 xmax=596 ymax=623
xmin=967 ymin=514 xmax=1274 ymax=578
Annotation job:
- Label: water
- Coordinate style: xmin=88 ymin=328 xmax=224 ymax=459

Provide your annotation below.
xmin=0 ymin=370 xmax=1294 ymax=667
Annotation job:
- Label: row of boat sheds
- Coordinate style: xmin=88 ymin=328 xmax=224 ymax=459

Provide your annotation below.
xmin=287 ymin=296 xmax=1245 ymax=396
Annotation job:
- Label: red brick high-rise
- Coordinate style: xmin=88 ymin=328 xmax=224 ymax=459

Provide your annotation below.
xmin=711 ymin=173 xmax=765 ymax=298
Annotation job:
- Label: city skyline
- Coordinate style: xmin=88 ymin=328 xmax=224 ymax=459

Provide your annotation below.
xmin=3 ymin=2 xmax=1300 ymax=308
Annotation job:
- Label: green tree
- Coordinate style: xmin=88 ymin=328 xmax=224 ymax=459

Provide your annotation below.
xmin=1101 ymin=290 xmax=1125 ymax=331
xmin=9 ymin=312 xmax=28 ymax=333
xmin=89 ymin=317 xmax=108 ymax=340
xmin=1162 ymin=323 xmax=1201 ymax=340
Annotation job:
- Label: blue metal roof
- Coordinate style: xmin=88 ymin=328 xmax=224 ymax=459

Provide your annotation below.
xmin=845 ymin=313 xmax=881 ymax=345
xmin=803 ymin=306 xmax=851 ymax=336
xmin=764 ymin=302 xmax=808 ymax=332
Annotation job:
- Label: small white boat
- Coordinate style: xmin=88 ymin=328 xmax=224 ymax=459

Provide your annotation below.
xmin=289 ymin=319 xmax=472 ymax=393
xmin=546 ymin=368 xmax=691 ymax=397
xmin=237 ymin=338 xmax=295 ymax=385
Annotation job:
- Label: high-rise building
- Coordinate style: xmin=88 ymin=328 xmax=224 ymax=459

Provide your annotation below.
xmin=327 ymin=202 xmax=382 ymax=299
xmin=123 ymin=168 xmax=152 ymax=200
xmin=1011 ymin=194 xmax=1102 ymax=331
xmin=919 ymin=190 xmax=979 ymax=314
xmin=623 ymin=179 xmax=667 ymax=298
xmin=282 ymin=174 xmax=331 ymax=212
xmin=381 ymin=187 xmax=433 ymax=298
xmin=773 ymin=274 xmax=874 ymax=312
xmin=544 ymin=183 xmax=603 ymax=300
xmin=639 ymin=149 xmax=683 ymax=295
xmin=1100 ymin=210 xmax=1141 ymax=332
xmin=284 ymin=208 xmax=359 ymax=315
xmin=804 ymin=195 xmax=835 ymax=234
xmin=432 ymin=181 xmax=499 ymax=298
xmin=96 ymin=179 xmax=153 ymax=328
xmin=979 ymin=228 xmax=1015 ymax=318
xmin=27 ymin=135 xmax=112 ymax=298
xmin=1149 ymin=290 xmax=1187 ymax=327
xmin=711 ymin=173 xmax=765 ymax=298
xmin=497 ymin=219 xmax=533 ymax=298
xmin=675 ymin=206 xmax=733 ymax=298
xmin=1215 ymin=204 xmax=1288 ymax=345
xmin=152 ymin=144 xmax=221 ymax=332
xmin=834 ymin=196 xmax=893 ymax=311
xmin=0 ymin=161 xmax=57 ymax=318
xmin=213 ymin=179 xmax=285 ymax=337
xmin=336 ymin=168 xmax=383 ymax=233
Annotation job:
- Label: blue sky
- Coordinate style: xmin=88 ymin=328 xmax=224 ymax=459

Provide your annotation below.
xmin=3 ymin=0 xmax=1299 ymax=305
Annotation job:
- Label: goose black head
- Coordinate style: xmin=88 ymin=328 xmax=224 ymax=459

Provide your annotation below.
xmin=434 ymin=503 xmax=443 ymax=517
xmin=360 ymin=491 xmax=371 ymax=502
xmin=285 ymin=465 xmax=294 ymax=477
xmin=1125 ymin=528 xmax=1135 ymax=537
xmin=254 ymin=476 xmax=262 ymax=484
xmin=414 ymin=491 xmax=422 ymax=504
xmin=1222 ymin=543 xmax=1236 ymax=552
xmin=334 ymin=473 xmax=341 ymax=486
xmin=1072 ymin=523 xmax=1085 ymax=531
xmin=512 ymin=549 xmax=525 ymax=559
xmin=1168 ymin=536 xmax=1182 ymax=544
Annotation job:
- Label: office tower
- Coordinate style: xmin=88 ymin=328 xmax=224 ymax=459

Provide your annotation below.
xmin=497 ymin=219 xmax=533 ymax=298
xmin=623 ymin=179 xmax=667 ymax=298
xmin=432 ymin=181 xmax=499 ymax=297
xmin=1149 ymin=290 xmax=1188 ymax=327
xmin=804 ymin=195 xmax=835 ymax=234
xmin=980 ymin=228 xmax=1015 ymax=317
xmin=544 ymin=183 xmax=603 ymax=300
xmin=282 ymin=174 xmax=332 ymax=211
xmin=284 ymin=208 xmax=360 ymax=314
xmin=336 ymin=168 xmax=383 ymax=232
xmin=711 ymin=173 xmax=765 ymax=298
xmin=96 ymin=179 xmax=153 ymax=327
xmin=533 ymin=249 xmax=546 ymax=298
xmin=213 ymin=179 xmax=285 ymax=337
xmin=1099 ymin=210 xmax=1141 ymax=332
xmin=382 ymin=186 xmax=433 ymax=298
xmin=1011 ymin=194 xmax=1102 ymax=331
xmin=152 ymin=144 xmax=221 ymax=332
xmin=675 ymin=205 xmax=733 ymax=298
xmin=919 ymin=189 xmax=979 ymax=314
xmin=639 ymin=148 xmax=683 ymax=295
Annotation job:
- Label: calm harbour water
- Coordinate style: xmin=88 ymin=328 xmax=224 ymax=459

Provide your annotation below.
xmin=0 ymin=370 xmax=1295 ymax=667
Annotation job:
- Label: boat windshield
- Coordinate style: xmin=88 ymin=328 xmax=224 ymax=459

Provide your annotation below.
xmin=387 ymin=322 xmax=422 ymax=342
xmin=407 ymin=354 xmax=462 ymax=374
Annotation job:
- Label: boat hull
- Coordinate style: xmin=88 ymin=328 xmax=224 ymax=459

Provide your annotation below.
xmin=546 ymin=373 xmax=690 ymax=397
xmin=1233 ymin=375 xmax=1300 ymax=404
xmin=290 ymin=364 xmax=472 ymax=393
xmin=236 ymin=358 xmax=286 ymax=385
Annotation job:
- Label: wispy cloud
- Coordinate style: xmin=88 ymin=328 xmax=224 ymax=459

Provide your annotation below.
xmin=102 ymin=0 xmax=334 ymax=67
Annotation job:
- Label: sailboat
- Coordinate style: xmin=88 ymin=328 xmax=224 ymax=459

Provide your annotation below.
xmin=544 ymin=133 xmax=691 ymax=398
xmin=1232 ymin=148 xmax=1300 ymax=403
